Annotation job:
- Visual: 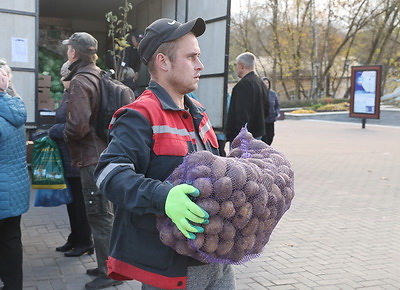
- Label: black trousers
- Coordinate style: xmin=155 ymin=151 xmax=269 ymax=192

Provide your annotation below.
xmin=65 ymin=177 xmax=92 ymax=247
xmin=0 ymin=215 xmax=23 ymax=290
xmin=262 ymin=122 xmax=275 ymax=145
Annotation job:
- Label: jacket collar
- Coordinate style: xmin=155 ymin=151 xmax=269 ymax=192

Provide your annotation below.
xmin=64 ymin=59 xmax=98 ymax=81
xmin=242 ymin=71 xmax=256 ymax=79
xmin=148 ymin=80 xmax=205 ymax=115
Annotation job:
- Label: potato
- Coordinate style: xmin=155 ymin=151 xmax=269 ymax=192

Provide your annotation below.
xmin=264 ymin=218 xmax=276 ymax=232
xmin=159 ymin=224 xmax=175 ymax=247
xmin=283 ymin=187 xmax=294 ymax=202
xmin=243 ymin=181 xmax=259 ymax=197
xmin=201 ymin=234 xmax=219 ymax=254
xmin=267 ymin=184 xmax=284 ymax=212
xmin=240 ymin=159 xmax=262 ymax=181
xmin=203 ymin=216 xmax=223 ymax=234
xmin=274 ymin=195 xmax=285 ymax=215
xmin=173 ymin=225 xmax=186 ymax=240
xmin=168 ymin=166 xmax=183 ymax=181
xmin=192 ymin=178 xmax=213 ymax=198
xmin=211 ymin=157 xmax=226 ymax=180
xmin=261 ymin=173 xmax=274 ymax=187
xmin=227 ymin=247 xmax=245 ymax=263
xmin=244 ymin=234 xmax=256 ymax=251
xmin=256 ymin=220 xmax=265 ymax=234
xmin=213 ymin=176 xmax=232 ymax=201
xmin=252 ymin=186 xmax=268 ymax=216
xmin=227 ymin=147 xmax=242 ymax=158
xmin=269 ymin=153 xmax=286 ymax=166
xmin=186 ymin=151 xmax=215 ymax=169
xmin=226 ymin=162 xmax=247 ymax=189
xmin=187 ymin=165 xmax=212 ymax=181
xmin=175 ymin=240 xmax=194 ymax=256
xmin=251 ymin=153 xmax=264 ymax=159
xmin=216 ymin=239 xmax=234 ymax=256
xmin=245 ymin=158 xmax=266 ymax=170
xmin=219 ymin=221 xmax=236 ymax=241
xmin=258 ymin=207 xmax=271 ymax=221
xmin=240 ymin=217 xmax=259 ymax=236
xmin=253 ymin=233 xmax=269 ymax=253
xmin=219 ymin=201 xmax=236 ymax=219
xmin=259 ymin=148 xmax=272 ymax=158
xmin=274 ymin=174 xmax=286 ymax=190
xmin=231 ymin=190 xmax=246 ymax=208
xmin=196 ymin=198 xmax=220 ymax=216
xmin=233 ymin=202 xmax=253 ymax=229
xmin=249 ymin=139 xmax=267 ymax=150
xmin=188 ymin=233 xmax=205 ymax=250
xmin=278 ymin=165 xmax=293 ymax=178
xmin=267 ymin=187 xmax=278 ymax=207
xmin=269 ymin=206 xmax=277 ymax=220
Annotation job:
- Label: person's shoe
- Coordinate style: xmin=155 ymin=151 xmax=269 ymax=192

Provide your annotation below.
xmin=64 ymin=246 xmax=94 ymax=257
xmin=85 ymin=276 xmax=123 ymax=289
xmin=86 ymin=267 xmax=100 ymax=276
xmin=56 ymin=241 xmax=74 ymax=252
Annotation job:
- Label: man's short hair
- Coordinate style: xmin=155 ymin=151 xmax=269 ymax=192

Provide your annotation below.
xmin=146 ymin=40 xmax=179 ymax=75
xmin=236 ymin=52 xmax=256 ymax=69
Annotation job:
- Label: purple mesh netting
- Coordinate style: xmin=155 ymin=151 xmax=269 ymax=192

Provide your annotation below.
xmin=157 ymin=126 xmax=295 ymax=264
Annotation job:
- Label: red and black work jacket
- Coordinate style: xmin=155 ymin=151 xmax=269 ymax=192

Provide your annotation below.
xmin=94 ymin=81 xmax=219 ymax=289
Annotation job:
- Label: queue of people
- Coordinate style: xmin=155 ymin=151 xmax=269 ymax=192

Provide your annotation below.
xmin=0 ymin=16 xmax=280 ymax=290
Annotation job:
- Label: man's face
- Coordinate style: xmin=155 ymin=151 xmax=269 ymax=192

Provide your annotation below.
xmin=132 ymin=36 xmax=139 ymax=48
xmin=67 ymin=45 xmax=76 ymax=63
xmin=167 ymin=33 xmax=204 ymax=94
xmin=235 ymin=61 xmax=244 ymax=78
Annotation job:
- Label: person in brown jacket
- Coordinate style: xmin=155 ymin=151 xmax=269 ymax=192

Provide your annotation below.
xmin=62 ymin=32 xmax=122 ymax=289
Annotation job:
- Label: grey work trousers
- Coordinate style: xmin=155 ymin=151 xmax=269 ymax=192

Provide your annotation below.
xmin=141 ymin=263 xmax=236 ymax=290
xmin=80 ymin=165 xmax=114 ymax=276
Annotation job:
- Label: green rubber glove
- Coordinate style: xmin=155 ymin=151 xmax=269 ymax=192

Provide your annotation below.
xmin=165 ymin=184 xmax=209 ymax=239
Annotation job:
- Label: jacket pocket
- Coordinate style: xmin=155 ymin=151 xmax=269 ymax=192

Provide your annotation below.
xmin=153 ymin=136 xmax=189 ymax=156
xmin=83 ymin=187 xmax=113 ymax=215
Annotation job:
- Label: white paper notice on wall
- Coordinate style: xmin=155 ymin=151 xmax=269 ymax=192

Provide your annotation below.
xmin=12 ymin=38 xmax=28 ymax=63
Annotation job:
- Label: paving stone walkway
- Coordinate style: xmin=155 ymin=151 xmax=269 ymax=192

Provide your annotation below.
xmin=16 ymin=119 xmax=400 ymax=289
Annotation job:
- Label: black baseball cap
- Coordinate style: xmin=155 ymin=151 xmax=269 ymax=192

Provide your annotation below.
xmin=138 ymin=18 xmax=206 ymax=65
xmin=62 ymin=32 xmax=98 ymax=55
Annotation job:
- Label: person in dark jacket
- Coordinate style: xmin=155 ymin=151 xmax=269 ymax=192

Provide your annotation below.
xmin=121 ymin=66 xmax=136 ymax=94
xmin=261 ymin=77 xmax=280 ymax=145
xmin=94 ymin=18 xmax=236 ymax=289
xmin=225 ymin=52 xmax=269 ymax=143
xmin=123 ymin=30 xmax=150 ymax=97
xmin=62 ymin=32 xmax=122 ymax=289
xmin=48 ymin=61 xmax=93 ymax=257
xmin=0 ymin=67 xmax=30 ymax=290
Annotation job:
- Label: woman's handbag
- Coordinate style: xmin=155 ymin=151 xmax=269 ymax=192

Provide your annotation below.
xmin=31 ymin=136 xmax=67 ymax=189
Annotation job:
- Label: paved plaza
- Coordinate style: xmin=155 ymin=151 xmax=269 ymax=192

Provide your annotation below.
xmin=16 ymin=117 xmax=400 ymax=289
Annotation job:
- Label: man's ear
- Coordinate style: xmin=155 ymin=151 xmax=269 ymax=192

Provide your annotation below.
xmin=155 ymin=53 xmax=170 ymax=72
xmin=70 ymin=48 xmax=79 ymax=62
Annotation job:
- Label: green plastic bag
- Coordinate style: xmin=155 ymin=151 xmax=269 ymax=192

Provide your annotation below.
xmin=31 ymin=136 xmax=67 ymax=189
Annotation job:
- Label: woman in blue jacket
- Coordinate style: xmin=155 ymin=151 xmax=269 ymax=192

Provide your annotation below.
xmin=0 ymin=67 xmax=30 ymax=290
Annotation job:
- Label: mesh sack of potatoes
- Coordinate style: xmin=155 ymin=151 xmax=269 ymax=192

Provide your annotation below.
xmin=156 ymin=126 xmax=294 ymax=264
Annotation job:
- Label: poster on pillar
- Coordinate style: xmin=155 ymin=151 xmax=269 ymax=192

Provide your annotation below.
xmin=349 ymin=65 xmax=382 ymax=119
